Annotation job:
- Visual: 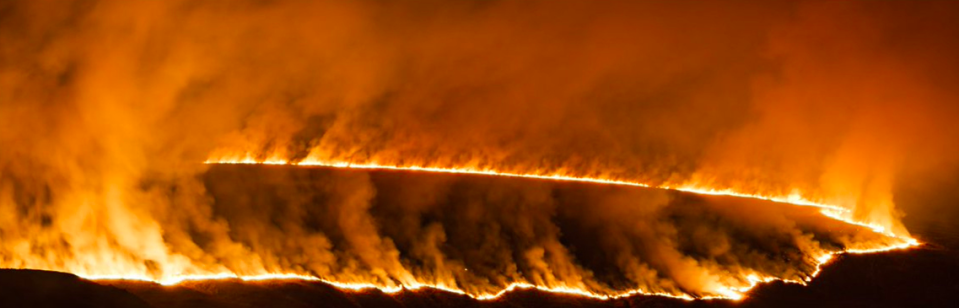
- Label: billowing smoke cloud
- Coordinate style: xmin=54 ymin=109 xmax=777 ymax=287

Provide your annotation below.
xmin=199 ymin=166 xmax=895 ymax=297
xmin=1 ymin=0 xmax=956 ymax=299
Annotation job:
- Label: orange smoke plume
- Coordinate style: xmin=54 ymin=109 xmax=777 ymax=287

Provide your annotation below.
xmin=2 ymin=0 xmax=956 ymax=302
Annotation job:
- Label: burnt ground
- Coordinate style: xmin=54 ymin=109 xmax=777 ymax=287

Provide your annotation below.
xmin=2 ymin=166 xmax=958 ymax=308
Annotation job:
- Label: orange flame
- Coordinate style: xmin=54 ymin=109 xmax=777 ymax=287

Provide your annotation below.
xmin=156 ymin=154 xmax=921 ymax=301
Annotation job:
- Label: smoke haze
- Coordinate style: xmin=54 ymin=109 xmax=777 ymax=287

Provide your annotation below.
xmin=1 ymin=0 xmax=957 ymax=299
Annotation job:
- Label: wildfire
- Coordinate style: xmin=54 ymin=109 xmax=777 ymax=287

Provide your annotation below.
xmin=0 ymin=153 xmax=921 ymax=302
xmin=5 ymin=0 xmax=958 ymax=305
xmin=97 ymin=154 xmax=917 ymax=301
xmin=81 ymin=239 xmax=918 ymax=302
xmin=209 ymin=155 xmax=905 ymax=237
xmin=0 ymin=152 xmax=921 ymax=301
xmin=0 ymin=152 xmax=919 ymax=301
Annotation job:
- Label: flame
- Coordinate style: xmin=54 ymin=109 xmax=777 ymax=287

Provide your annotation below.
xmin=0 ymin=153 xmax=920 ymax=302
xmin=115 ymin=154 xmax=919 ymax=301
xmin=86 ymin=235 xmax=909 ymax=302
xmin=214 ymin=156 xmax=850 ymax=211
xmin=211 ymin=155 xmax=909 ymax=238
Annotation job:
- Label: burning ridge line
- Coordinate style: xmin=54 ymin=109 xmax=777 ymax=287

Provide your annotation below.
xmin=77 ymin=158 xmax=920 ymax=301
xmin=211 ymin=158 xmax=849 ymax=216
xmin=82 ymin=238 xmax=918 ymax=302
xmin=206 ymin=158 xmax=914 ymax=241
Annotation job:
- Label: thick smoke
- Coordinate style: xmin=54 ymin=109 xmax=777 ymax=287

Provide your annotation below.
xmin=1 ymin=0 xmax=957 ymax=298
xmin=200 ymin=166 xmax=894 ymax=297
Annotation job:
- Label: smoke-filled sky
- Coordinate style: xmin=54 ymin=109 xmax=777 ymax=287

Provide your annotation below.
xmin=1 ymin=0 xmax=958 ymax=299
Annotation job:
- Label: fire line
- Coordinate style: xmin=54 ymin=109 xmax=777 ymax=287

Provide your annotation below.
xmin=207 ymin=157 xmax=905 ymax=236
xmin=95 ymin=157 xmax=916 ymax=301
